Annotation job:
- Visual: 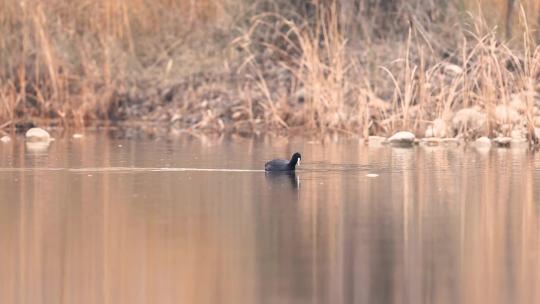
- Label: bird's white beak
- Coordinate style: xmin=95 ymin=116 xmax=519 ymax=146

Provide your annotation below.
xmin=298 ymin=158 xmax=301 ymax=166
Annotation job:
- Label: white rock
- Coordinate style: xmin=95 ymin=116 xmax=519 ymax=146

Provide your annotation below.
xmin=366 ymin=173 xmax=379 ymax=178
xmin=388 ymin=131 xmax=415 ymax=146
xmin=0 ymin=135 xmax=11 ymax=143
xmin=72 ymin=133 xmax=83 ymax=139
xmin=495 ymin=104 xmax=521 ymax=124
xmin=493 ymin=136 xmax=512 ymax=147
xmin=25 ymin=128 xmax=50 ymax=142
xmin=475 ymin=136 xmax=491 ymax=147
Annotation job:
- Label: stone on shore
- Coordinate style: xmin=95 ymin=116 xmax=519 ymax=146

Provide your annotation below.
xmin=493 ymin=136 xmax=512 ymax=147
xmin=388 ymin=131 xmax=415 ymax=147
xmin=25 ymin=128 xmax=51 ymax=142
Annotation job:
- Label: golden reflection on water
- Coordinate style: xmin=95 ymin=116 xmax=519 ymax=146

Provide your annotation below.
xmin=0 ymin=134 xmax=539 ymax=304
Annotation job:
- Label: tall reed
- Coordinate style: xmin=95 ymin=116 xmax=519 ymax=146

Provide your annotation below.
xmin=0 ymin=0 xmax=539 ymax=139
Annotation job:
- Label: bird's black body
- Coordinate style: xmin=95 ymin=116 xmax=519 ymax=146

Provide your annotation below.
xmin=265 ymin=152 xmax=301 ymax=172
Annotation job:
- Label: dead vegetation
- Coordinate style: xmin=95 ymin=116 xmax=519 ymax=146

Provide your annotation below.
xmin=1 ymin=0 xmax=540 ymax=140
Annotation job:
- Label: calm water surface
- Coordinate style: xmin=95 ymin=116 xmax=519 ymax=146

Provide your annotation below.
xmin=1 ymin=133 xmax=540 ymax=304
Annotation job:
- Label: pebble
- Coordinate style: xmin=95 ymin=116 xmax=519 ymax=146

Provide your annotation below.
xmin=388 ymin=131 xmax=415 ymax=147
xmin=493 ymin=136 xmax=512 ymax=147
xmin=25 ymin=128 xmax=51 ymax=142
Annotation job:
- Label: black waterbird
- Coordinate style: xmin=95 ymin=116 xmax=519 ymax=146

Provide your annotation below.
xmin=264 ymin=152 xmax=301 ymax=172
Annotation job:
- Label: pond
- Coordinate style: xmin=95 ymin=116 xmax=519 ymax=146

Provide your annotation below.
xmin=1 ymin=132 xmax=539 ymax=304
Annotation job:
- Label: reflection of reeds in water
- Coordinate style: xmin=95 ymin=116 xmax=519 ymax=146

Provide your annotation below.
xmin=0 ymin=135 xmax=262 ymax=303
xmin=292 ymin=144 xmax=540 ymax=303
xmin=1 ymin=138 xmax=540 ymax=303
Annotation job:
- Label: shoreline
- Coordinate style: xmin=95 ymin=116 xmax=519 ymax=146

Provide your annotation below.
xmin=2 ymin=123 xmax=538 ymax=150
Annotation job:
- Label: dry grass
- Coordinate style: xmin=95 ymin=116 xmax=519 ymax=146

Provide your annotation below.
xmin=1 ymin=0 xmax=540 ymax=140
xmin=0 ymin=0 xmax=238 ymax=129
xmin=235 ymin=0 xmax=540 ymax=139
xmin=378 ymin=4 xmax=540 ymax=140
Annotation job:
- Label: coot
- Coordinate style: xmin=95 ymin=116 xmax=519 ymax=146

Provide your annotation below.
xmin=265 ymin=152 xmax=301 ymax=172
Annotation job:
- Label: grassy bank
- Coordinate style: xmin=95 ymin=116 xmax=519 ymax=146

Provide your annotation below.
xmin=1 ymin=0 xmax=540 ymax=140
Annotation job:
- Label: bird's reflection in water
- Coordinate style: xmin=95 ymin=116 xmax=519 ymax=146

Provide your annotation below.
xmin=265 ymin=171 xmax=300 ymax=190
